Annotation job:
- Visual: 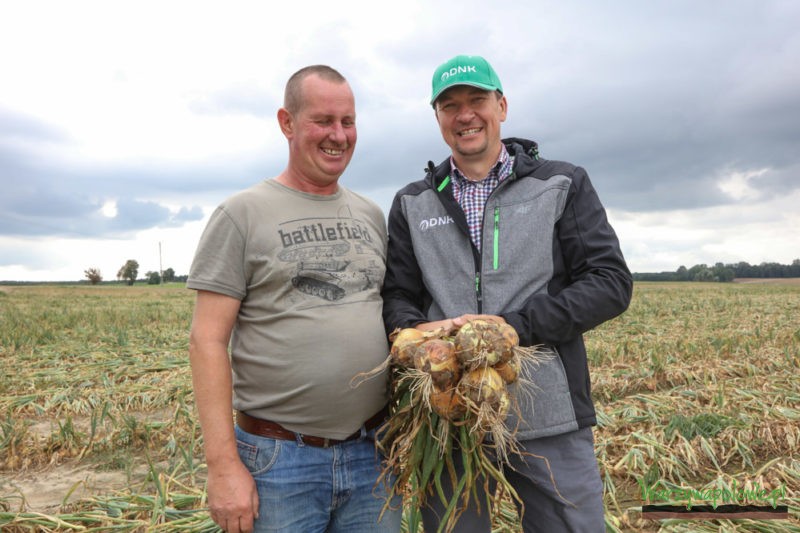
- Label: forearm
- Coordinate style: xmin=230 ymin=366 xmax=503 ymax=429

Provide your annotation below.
xmin=187 ymin=291 xmax=256 ymax=531
xmin=502 ymin=269 xmax=631 ymax=346
xmin=189 ymin=340 xmax=239 ymax=468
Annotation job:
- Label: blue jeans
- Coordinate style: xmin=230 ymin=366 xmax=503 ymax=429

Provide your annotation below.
xmin=235 ymin=425 xmax=402 ymax=533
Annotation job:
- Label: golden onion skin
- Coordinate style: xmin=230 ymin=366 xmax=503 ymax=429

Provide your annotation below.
xmin=415 ymin=339 xmax=461 ymax=390
xmin=453 ymin=320 xmax=483 ymax=365
xmin=493 ymin=323 xmax=520 ymax=364
xmin=458 ymin=366 xmax=509 ymax=416
xmin=390 ymin=328 xmax=425 ymax=368
xmin=429 ymin=387 xmax=467 ymax=420
xmin=493 ymin=354 xmax=521 ymax=384
xmin=454 ymin=319 xmax=506 ymax=366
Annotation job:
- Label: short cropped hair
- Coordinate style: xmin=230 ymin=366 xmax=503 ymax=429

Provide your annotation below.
xmin=284 ymin=65 xmax=347 ymax=114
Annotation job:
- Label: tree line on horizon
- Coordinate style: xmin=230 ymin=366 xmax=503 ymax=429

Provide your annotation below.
xmin=2 ymin=259 xmax=799 ymax=286
xmin=633 ymin=259 xmax=800 ymax=282
xmin=82 ymin=260 xmax=184 ymax=286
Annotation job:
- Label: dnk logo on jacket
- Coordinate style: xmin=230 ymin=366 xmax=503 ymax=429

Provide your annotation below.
xmin=419 ymin=215 xmax=455 ymax=231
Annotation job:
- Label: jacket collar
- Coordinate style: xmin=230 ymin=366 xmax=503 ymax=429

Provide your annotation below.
xmin=426 ymin=137 xmax=541 ymax=190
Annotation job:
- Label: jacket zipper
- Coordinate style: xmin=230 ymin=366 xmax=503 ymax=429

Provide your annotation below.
xmin=475 ymin=207 xmax=499 ymax=310
xmin=474 ymin=272 xmax=482 ymax=311
xmin=474 ymin=174 xmax=514 ymax=311
xmin=439 ymin=172 xmax=484 ymax=312
xmin=492 ymin=206 xmax=500 ymax=270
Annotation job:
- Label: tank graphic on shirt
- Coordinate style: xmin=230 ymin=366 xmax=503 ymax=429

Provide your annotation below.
xmin=291 ymin=259 xmax=349 ymax=301
xmin=287 ymin=252 xmax=381 ymax=302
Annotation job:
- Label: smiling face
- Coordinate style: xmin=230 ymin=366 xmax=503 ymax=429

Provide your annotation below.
xmin=278 ymin=74 xmax=356 ymax=194
xmin=434 ymin=86 xmax=507 ymax=171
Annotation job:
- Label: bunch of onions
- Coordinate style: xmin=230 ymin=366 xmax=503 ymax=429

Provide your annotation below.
xmin=371 ymin=320 xmax=542 ymax=533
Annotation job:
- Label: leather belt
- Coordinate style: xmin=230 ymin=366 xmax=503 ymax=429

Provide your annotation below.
xmin=236 ymin=406 xmax=389 ymax=448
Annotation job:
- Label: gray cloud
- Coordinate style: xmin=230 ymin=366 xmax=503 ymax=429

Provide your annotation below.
xmin=1 ymin=138 xmax=208 ymax=237
xmin=489 ymin=2 xmax=800 ymax=213
xmin=0 ymin=108 xmax=67 ymax=143
xmin=1 ymin=1 xmax=798 ymax=276
xmin=330 ymin=1 xmax=800 ymax=219
xmin=0 ymin=194 xmax=205 ymax=238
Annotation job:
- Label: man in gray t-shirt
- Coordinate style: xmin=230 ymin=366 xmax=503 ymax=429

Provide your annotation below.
xmin=187 ymin=65 xmax=400 ymax=533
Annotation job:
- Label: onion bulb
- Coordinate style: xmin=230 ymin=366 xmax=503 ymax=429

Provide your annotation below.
xmin=389 ymin=328 xmax=425 ymax=368
xmin=492 ymin=323 xmax=520 ymax=364
xmin=454 ymin=320 xmax=502 ymax=367
xmin=429 ymin=387 xmax=467 ymax=421
xmin=493 ymin=353 xmax=521 ymax=384
xmin=458 ymin=366 xmax=510 ymax=420
xmin=414 ymin=339 xmax=461 ymax=390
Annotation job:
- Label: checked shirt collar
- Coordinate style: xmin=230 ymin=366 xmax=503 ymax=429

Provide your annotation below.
xmin=449 ymin=145 xmax=514 ymax=251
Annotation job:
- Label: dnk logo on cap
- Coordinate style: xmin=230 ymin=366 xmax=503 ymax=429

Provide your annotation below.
xmin=440 ymin=65 xmax=478 ymax=81
xmin=430 ymin=55 xmax=503 ymax=104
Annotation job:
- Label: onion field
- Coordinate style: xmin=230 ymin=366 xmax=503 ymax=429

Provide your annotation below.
xmin=1 ymin=281 xmax=798 ymax=532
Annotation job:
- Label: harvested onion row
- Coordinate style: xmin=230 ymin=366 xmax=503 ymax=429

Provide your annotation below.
xmin=371 ymin=319 xmax=546 ymax=533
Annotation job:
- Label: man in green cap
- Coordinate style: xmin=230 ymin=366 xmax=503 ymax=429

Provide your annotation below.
xmin=382 ymin=54 xmax=633 ymax=532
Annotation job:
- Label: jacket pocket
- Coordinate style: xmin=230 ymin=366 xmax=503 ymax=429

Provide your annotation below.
xmin=507 ymin=346 xmax=579 ymax=439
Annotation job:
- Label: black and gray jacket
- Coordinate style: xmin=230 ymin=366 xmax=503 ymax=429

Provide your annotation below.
xmin=382 ymin=137 xmax=633 ymax=440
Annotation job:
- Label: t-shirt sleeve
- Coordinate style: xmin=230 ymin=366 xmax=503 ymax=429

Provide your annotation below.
xmin=186 ymin=206 xmax=248 ymax=300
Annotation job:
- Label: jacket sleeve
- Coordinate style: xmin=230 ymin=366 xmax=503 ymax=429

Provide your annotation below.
xmin=502 ymin=167 xmax=633 ymax=346
xmin=381 ymin=191 xmax=429 ymax=335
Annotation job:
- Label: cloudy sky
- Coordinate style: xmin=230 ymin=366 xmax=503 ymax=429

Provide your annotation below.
xmin=1 ymin=0 xmax=798 ymax=282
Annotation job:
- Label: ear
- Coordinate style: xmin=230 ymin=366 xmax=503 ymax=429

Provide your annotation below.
xmin=277 ymin=107 xmax=293 ymax=138
xmin=498 ymin=95 xmax=508 ymax=122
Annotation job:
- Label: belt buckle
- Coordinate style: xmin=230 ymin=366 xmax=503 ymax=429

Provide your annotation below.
xmin=322 ymin=437 xmax=331 ymax=448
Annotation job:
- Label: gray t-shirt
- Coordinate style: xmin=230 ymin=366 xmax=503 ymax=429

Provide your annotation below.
xmin=188 ymin=179 xmax=390 ymax=439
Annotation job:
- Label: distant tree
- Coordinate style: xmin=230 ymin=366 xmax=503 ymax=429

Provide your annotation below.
xmin=791 ymin=259 xmax=800 ymax=278
xmin=712 ymin=262 xmax=735 ymax=282
xmin=84 ymin=268 xmax=103 ymax=285
xmin=162 ymin=267 xmax=175 ymax=283
xmin=734 ymin=261 xmax=756 ymax=278
xmin=687 ymin=264 xmax=708 ymax=281
xmin=146 ymin=271 xmax=162 ymax=285
xmin=696 ymin=270 xmax=712 ymax=282
xmin=117 ymin=260 xmax=139 ymax=286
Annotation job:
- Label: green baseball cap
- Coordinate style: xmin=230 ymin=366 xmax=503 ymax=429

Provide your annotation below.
xmin=430 ymin=55 xmax=503 ymax=105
